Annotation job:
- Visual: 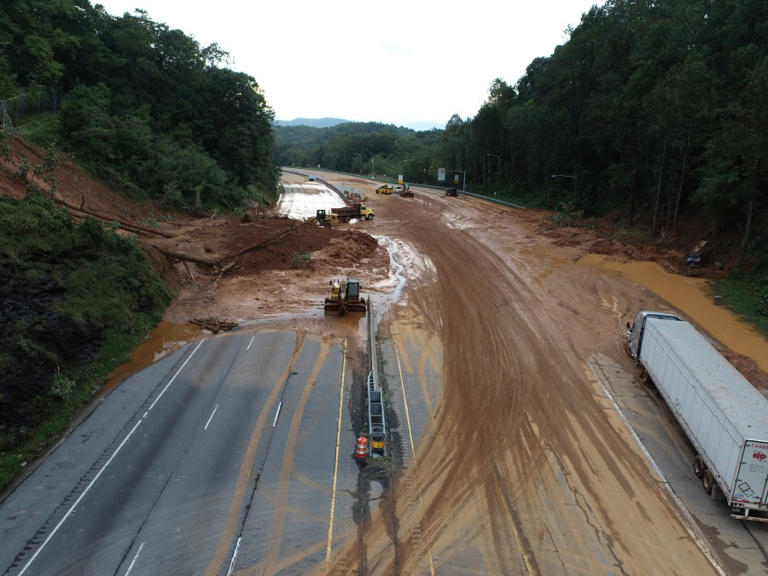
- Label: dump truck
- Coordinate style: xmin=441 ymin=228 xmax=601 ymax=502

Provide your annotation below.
xmin=626 ymin=311 xmax=768 ymax=522
xmin=376 ymin=184 xmax=394 ymax=195
xmin=331 ymin=203 xmax=374 ymax=222
xmin=324 ymin=278 xmax=367 ymax=314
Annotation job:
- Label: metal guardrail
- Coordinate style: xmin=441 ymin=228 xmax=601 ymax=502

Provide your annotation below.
xmin=366 ymin=297 xmax=386 ymax=456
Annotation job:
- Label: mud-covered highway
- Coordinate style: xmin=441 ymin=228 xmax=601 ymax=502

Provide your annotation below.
xmin=0 ymin=332 xmax=361 ymax=576
xmin=2 ymin=173 xmax=768 ymax=575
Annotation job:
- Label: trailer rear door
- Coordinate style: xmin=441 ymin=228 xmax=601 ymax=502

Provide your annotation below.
xmin=733 ymin=441 xmax=768 ymax=507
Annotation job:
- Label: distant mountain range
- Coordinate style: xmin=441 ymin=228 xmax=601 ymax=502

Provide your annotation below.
xmin=275 ymin=118 xmax=443 ymax=131
xmin=275 ymin=118 xmax=349 ymax=128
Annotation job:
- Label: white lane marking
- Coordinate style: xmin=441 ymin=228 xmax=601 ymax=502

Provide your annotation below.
xmin=19 ymin=340 xmax=206 ymax=576
xmin=246 ymin=336 xmax=255 ymax=351
xmin=204 ymin=404 xmax=220 ymax=431
xmin=272 ymin=401 xmax=283 ymax=428
xmin=326 ymin=340 xmax=347 ymax=562
xmin=148 ymin=340 xmax=204 ymax=412
xmin=227 ymin=536 xmax=241 ymax=575
xmin=124 ymin=542 xmax=145 ymax=576
xmin=18 ymin=419 xmax=144 ymax=576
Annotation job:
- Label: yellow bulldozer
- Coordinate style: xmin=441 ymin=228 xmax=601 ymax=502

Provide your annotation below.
xmin=324 ymin=278 xmax=367 ymax=314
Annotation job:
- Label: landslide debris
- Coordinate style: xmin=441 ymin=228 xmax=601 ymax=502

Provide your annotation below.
xmin=0 ymin=137 xmax=390 ymax=491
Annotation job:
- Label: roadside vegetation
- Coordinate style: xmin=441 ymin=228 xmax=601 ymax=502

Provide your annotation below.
xmin=0 ymin=194 xmax=172 ymax=489
xmin=1 ymin=1 xmax=278 ymax=211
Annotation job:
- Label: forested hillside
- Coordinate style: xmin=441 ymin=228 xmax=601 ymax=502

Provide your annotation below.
xmin=0 ymin=0 xmax=277 ymax=487
xmin=0 ymin=1 xmax=277 ymax=210
xmin=441 ymin=0 xmax=767 ymax=264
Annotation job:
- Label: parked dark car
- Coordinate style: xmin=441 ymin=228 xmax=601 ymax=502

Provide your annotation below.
xmin=686 ymin=252 xmax=704 ymax=267
xmin=686 ymin=240 xmax=708 ymax=267
xmin=445 ymin=188 xmax=458 ymax=197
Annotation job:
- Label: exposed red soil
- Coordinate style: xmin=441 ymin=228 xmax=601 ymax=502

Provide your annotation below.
xmin=0 ymin=138 xmax=390 ymax=328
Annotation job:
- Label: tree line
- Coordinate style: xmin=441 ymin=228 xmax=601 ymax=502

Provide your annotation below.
xmin=0 ymin=1 xmax=277 ymax=210
xmin=275 ymin=121 xmax=443 ymax=184
xmin=439 ymin=0 xmax=767 ymax=264
xmin=278 ymin=0 xmax=766 ymax=266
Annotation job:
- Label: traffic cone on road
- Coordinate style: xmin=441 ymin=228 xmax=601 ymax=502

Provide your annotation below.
xmin=354 ymin=436 xmax=368 ymax=460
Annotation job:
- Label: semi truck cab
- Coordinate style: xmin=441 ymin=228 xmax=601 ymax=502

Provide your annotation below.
xmin=626 ymin=311 xmax=680 ymax=360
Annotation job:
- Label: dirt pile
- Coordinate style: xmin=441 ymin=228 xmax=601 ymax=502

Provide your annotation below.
xmin=0 ymin=138 xmax=390 ymax=328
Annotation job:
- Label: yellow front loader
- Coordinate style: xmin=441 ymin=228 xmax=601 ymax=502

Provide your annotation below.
xmin=324 ymin=278 xmax=367 ymax=314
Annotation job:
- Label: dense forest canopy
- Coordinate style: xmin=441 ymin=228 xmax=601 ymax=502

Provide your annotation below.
xmin=0 ymin=0 xmax=277 ymax=209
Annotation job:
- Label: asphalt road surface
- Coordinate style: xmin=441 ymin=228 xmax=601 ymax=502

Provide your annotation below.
xmin=0 ymin=331 xmax=359 ymax=576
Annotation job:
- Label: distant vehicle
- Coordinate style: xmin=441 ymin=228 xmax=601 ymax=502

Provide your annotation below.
xmin=686 ymin=240 xmax=708 ymax=267
xmin=399 ymin=184 xmax=414 ymax=198
xmin=445 ymin=188 xmax=458 ymax=197
xmin=308 ymin=175 xmax=316 ymax=181
xmin=626 ymin=311 xmax=768 ymax=522
xmin=376 ymin=184 xmax=394 ymax=195
xmin=393 ymin=185 xmax=403 ymax=194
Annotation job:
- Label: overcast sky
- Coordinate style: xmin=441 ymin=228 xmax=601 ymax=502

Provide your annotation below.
xmin=95 ymin=1 xmax=599 ymax=129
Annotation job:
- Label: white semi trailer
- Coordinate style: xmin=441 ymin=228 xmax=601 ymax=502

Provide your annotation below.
xmin=626 ymin=311 xmax=768 ymax=522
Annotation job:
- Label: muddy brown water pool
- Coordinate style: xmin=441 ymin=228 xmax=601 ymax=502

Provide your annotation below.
xmin=580 ymin=254 xmax=768 ymax=373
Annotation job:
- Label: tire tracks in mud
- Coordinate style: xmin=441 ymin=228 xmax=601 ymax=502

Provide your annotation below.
xmin=320 ymin=182 xmax=723 ymax=575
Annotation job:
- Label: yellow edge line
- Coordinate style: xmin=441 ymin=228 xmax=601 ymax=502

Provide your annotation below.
xmin=326 ymin=339 xmax=347 ymax=562
xmin=393 ymin=339 xmax=436 ymax=576
xmin=394 ymin=337 xmax=417 ymax=462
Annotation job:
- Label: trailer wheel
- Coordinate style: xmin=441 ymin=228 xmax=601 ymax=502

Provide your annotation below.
xmin=693 ymin=455 xmax=705 ymax=479
xmin=702 ymin=470 xmax=714 ymax=494
xmin=366 ymin=214 xmax=374 ymax=220
xmin=639 ymin=367 xmax=650 ymax=387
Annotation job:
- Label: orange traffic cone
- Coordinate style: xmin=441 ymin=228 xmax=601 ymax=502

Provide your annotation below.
xmin=354 ymin=436 xmax=368 ymax=460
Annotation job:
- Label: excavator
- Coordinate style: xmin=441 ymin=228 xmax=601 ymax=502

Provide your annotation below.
xmin=324 ymin=278 xmax=367 ymax=314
